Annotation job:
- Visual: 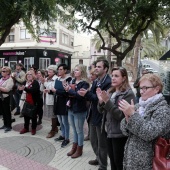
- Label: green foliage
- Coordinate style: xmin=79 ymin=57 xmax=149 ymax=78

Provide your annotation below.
xmin=0 ymin=0 xmax=57 ymax=44
xmin=56 ymin=0 xmax=170 ymax=64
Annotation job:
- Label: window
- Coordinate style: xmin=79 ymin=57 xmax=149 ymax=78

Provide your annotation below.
xmin=0 ymin=58 xmax=5 ymax=67
xmin=39 ymin=29 xmax=57 ymax=38
xmin=9 ymin=35 xmax=14 ymax=42
xmin=24 ymin=57 xmax=34 ymax=71
xmin=20 ymin=29 xmax=31 ymax=39
xmin=39 ymin=58 xmax=51 ymax=70
xmin=62 ymin=33 xmax=68 ymax=45
xmin=79 ymin=59 xmax=83 ymax=64
xmin=71 ymin=38 xmax=74 ymax=47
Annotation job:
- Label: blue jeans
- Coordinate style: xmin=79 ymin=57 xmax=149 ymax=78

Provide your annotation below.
xmin=57 ymin=115 xmax=70 ymax=140
xmin=14 ymin=90 xmax=22 ymax=112
xmin=68 ymin=110 xmax=87 ymax=146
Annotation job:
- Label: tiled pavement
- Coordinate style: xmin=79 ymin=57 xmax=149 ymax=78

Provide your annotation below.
xmin=0 ymin=78 xmax=135 ymax=170
xmin=0 ymin=115 xmax=111 ymax=170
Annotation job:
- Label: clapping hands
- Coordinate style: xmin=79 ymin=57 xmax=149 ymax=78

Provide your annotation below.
xmin=96 ymin=88 xmax=109 ymax=104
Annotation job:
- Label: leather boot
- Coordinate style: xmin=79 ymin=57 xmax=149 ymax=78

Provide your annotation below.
xmin=46 ymin=118 xmax=57 ymax=138
xmin=46 ymin=130 xmax=55 ymax=138
xmin=71 ymin=145 xmax=83 ymax=158
xmin=67 ymin=143 xmax=78 ymax=156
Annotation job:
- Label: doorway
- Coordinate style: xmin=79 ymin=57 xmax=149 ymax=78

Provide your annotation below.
xmin=9 ymin=61 xmax=17 ymax=72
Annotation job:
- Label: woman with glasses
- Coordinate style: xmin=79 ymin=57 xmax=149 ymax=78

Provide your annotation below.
xmin=19 ymin=71 xmax=40 ymax=135
xmin=64 ymin=64 xmax=89 ymax=159
xmin=0 ymin=67 xmax=14 ymax=133
xmin=119 ymin=74 xmax=170 ymax=170
xmin=96 ymin=67 xmax=135 ymax=170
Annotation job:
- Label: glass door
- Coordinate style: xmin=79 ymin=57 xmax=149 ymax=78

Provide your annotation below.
xmin=9 ymin=61 xmax=17 ymax=72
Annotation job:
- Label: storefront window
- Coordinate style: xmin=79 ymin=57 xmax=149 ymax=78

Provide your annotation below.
xmin=24 ymin=57 xmax=34 ymax=71
xmin=0 ymin=58 xmax=5 ymax=67
xmin=39 ymin=58 xmax=51 ymax=70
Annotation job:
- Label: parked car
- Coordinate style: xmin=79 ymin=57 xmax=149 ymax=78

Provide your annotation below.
xmin=145 ymin=67 xmax=153 ymax=72
xmin=143 ymin=64 xmax=151 ymax=68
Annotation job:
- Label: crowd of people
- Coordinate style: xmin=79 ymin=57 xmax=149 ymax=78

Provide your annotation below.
xmin=0 ymin=59 xmax=170 ymax=170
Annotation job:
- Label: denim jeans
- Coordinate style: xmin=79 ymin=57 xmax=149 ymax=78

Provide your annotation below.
xmin=14 ymin=90 xmax=22 ymax=112
xmin=57 ymin=115 xmax=70 ymax=139
xmin=68 ymin=110 xmax=87 ymax=146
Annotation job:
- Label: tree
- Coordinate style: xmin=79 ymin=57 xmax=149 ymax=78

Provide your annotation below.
xmin=91 ymin=30 xmax=116 ymax=71
xmin=0 ymin=0 xmax=57 ymax=46
xmin=56 ymin=0 xmax=170 ymax=66
xmin=124 ymin=19 xmax=166 ymax=80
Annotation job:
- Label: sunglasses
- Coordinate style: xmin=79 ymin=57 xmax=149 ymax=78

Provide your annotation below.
xmin=2 ymin=71 xmax=7 ymax=73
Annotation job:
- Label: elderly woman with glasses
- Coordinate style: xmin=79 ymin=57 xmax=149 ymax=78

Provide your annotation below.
xmin=119 ymin=73 xmax=170 ymax=170
xmin=19 ymin=71 xmax=40 ymax=135
xmin=96 ymin=67 xmax=135 ymax=170
xmin=0 ymin=67 xmax=14 ymax=133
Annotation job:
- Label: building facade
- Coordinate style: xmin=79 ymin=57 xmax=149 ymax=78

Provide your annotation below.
xmin=0 ymin=21 xmax=74 ymax=71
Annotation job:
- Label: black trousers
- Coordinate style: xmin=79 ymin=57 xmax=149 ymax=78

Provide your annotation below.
xmin=0 ymin=96 xmax=12 ymax=128
xmin=107 ymin=137 xmax=127 ymax=170
xmin=24 ymin=115 xmax=37 ymax=130
xmin=37 ymin=97 xmax=43 ymax=121
xmin=90 ymin=124 xmax=108 ymax=170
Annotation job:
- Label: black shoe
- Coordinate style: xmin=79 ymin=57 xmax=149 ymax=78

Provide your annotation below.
xmin=88 ymin=159 xmax=99 ymax=165
xmin=37 ymin=120 xmax=42 ymax=125
xmin=54 ymin=136 xmax=65 ymax=142
xmin=0 ymin=125 xmax=6 ymax=129
xmin=14 ymin=112 xmax=20 ymax=116
xmin=61 ymin=139 xmax=70 ymax=148
xmin=11 ymin=118 xmax=16 ymax=123
xmin=4 ymin=127 xmax=11 ymax=133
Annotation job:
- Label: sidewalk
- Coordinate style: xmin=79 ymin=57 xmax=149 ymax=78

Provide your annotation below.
xmin=0 ymin=115 xmax=111 ymax=170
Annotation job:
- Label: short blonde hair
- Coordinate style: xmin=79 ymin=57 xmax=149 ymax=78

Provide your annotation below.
xmin=2 ymin=66 xmax=11 ymax=75
xmin=25 ymin=71 xmax=36 ymax=81
xmin=139 ymin=73 xmax=163 ymax=93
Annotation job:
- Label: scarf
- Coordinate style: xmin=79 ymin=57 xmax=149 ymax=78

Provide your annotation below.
xmin=0 ymin=75 xmax=10 ymax=86
xmin=139 ymin=93 xmax=163 ymax=116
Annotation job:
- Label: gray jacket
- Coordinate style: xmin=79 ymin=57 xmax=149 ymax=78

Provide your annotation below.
xmin=98 ymin=88 xmax=135 ymax=138
xmin=120 ymin=96 xmax=170 ymax=170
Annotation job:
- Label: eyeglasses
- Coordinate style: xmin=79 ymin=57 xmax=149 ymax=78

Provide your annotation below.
xmin=2 ymin=71 xmax=6 ymax=73
xmin=27 ymin=74 xmax=32 ymax=75
xmin=139 ymin=86 xmax=155 ymax=92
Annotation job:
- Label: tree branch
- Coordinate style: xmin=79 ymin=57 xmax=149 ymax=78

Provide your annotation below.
xmin=0 ymin=12 xmax=21 ymax=46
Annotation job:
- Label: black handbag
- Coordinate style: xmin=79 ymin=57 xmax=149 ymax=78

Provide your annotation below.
xmin=21 ymin=102 xmax=37 ymax=118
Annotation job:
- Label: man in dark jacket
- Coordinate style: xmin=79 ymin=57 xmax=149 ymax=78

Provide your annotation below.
xmin=78 ymin=59 xmax=111 ymax=170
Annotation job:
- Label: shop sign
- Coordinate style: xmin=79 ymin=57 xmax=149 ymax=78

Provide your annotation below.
xmin=3 ymin=51 xmax=25 ymax=56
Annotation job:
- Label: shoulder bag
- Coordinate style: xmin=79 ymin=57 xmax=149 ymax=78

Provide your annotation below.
xmin=21 ymin=102 xmax=37 ymax=118
xmin=153 ymin=137 xmax=170 ymax=170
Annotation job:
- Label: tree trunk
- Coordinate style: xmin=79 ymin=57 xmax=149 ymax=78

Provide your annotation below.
xmin=133 ymin=35 xmax=142 ymax=80
xmin=107 ymin=34 xmax=112 ymax=73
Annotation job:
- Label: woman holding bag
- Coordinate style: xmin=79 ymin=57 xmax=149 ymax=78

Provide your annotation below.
xmin=19 ymin=71 xmax=40 ymax=135
xmin=120 ymin=73 xmax=170 ymax=170
xmin=64 ymin=64 xmax=89 ymax=159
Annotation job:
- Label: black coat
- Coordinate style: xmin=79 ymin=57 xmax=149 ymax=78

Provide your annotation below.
xmin=53 ymin=77 xmax=72 ymax=115
xmin=24 ymin=80 xmax=40 ymax=106
xmin=85 ymin=74 xmax=111 ymax=126
xmin=68 ymin=79 xmax=89 ymax=113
